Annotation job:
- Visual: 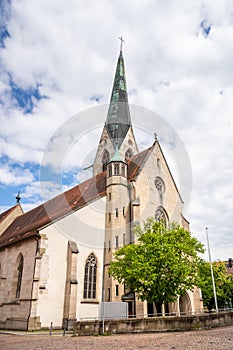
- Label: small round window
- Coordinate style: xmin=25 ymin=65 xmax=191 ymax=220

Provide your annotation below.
xmin=154 ymin=177 xmax=165 ymax=194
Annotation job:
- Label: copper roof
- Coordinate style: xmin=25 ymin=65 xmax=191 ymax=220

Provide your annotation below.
xmin=0 ymin=148 xmax=151 ymax=249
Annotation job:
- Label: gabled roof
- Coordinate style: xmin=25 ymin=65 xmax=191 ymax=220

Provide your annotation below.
xmin=0 ymin=148 xmax=151 ymax=249
xmin=0 ymin=205 xmax=19 ymax=224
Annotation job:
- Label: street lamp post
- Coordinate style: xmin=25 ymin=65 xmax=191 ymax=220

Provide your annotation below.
xmin=205 ymin=227 xmax=218 ymax=312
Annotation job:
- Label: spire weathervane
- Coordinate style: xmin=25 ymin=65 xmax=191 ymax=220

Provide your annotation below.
xmin=118 ymin=36 xmax=125 ymax=52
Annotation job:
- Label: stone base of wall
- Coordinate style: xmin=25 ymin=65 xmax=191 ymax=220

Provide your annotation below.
xmin=28 ymin=316 xmax=41 ymax=330
xmin=0 ymin=317 xmax=28 ymax=330
xmin=74 ymin=311 xmax=233 ymax=336
xmin=62 ymin=318 xmax=77 ymax=331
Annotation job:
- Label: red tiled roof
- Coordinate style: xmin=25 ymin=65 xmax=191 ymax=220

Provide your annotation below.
xmin=0 ymin=148 xmax=151 ymax=249
xmin=128 ymin=147 xmax=152 ymax=180
xmin=0 ymin=172 xmax=106 ymax=249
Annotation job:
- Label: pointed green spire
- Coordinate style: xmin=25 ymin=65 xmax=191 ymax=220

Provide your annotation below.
xmin=106 ymin=49 xmax=131 ymax=147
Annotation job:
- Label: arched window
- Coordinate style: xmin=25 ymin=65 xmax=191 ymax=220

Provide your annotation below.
xmin=102 ymin=149 xmax=110 ymax=171
xmin=16 ymin=254 xmax=23 ymax=299
xmin=83 ymin=254 xmax=97 ymax=299
xmin=125 ymin=148 xmax=133 ymax=160
xmin=155 ymin=206 xmax=169 ymax=227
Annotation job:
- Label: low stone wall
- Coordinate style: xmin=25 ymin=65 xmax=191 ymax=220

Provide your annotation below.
xmin=74 ymin=311 xmax=233 ymax=336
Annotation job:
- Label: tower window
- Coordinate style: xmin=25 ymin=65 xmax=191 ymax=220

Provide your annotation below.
xmin=108 ymin=165 xmax=112 ymax=177
xmin=107 ymin=288 xmax=111 ymax=301
xmin=109 ymin=212 xmax=111 ymax=221
xmin=83 ymin=254 xmax=97 ymax=299
xmin=108 ymin=240 xmax=111 ymax=251
xmin=114 ymin=164 xmax=119 ymax=175
xmin=123 ymin=206 xmax=125 ymax=216
xmin=102 ymin=149 xmax=110 ymax=171
xmin=116 ymin=208 xmax=119 ymax=217
xmin=115 ymin=235 xmax=119 ymax=248
xmin=123 ymin=234 xmax=126 ymax=246
xmin=115 ymin=285 xmax=119 ymax=297
xmin=121 ymin=165 xmax=125 ymax=177
xmin=109 ymin=192 xmax=111 ymax=201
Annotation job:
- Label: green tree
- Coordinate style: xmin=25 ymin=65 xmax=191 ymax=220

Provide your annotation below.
xmin=109 ymin=218 xmax=204 ymax=315
xmin=198 ymin=261 xmax=233 ymax=311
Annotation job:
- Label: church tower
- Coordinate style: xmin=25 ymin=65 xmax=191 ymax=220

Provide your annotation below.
xmin=93 ymin=45 xmax=138 ymax=175
xmin=104 ymin=145 xmax=131 ymax=302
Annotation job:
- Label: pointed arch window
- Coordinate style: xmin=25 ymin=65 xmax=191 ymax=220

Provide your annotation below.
xmin=83 ymin=254 xmax=97 ymax=299
xmin=16 ymin=254 xmax=23 ymax=299
xmin=102 ymin=149 xmax=110 ymax=171
xmin=155 ymin=206 xmax=169 ymax=227
xmin=125 ymin=148 xmax=133 ymax=160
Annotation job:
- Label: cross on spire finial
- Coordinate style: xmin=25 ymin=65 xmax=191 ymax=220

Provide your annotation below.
xmin=16 ymin=190 xmax=21 ymax=204
xmin=118 ymin=36 xmax=125 ymax=52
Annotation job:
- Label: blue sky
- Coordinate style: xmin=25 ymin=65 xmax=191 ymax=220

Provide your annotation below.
xmin=0 ymin=0 xmax=232 ymax=260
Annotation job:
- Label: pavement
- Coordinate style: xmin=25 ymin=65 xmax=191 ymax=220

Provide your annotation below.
xmin=0 ymin=325 xmax=233 ymax=349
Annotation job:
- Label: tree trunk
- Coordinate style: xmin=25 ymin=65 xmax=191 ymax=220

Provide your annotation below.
xmin=154 ymin=302 xmax=162 ymax=316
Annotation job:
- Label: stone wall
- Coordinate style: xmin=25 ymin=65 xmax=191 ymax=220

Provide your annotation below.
xmin=74 ymin=311 xmax=233 ymax=336
xmin=0 ymin=238 xmax=37 ymax=330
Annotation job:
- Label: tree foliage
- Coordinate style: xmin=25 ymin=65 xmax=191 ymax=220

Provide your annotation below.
xmin=109 ymin=218 xmax=204 ymax=313
xmin=198 ymin=260 xmax=233 ymax=311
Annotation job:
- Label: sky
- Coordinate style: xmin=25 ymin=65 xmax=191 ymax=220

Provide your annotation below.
xmin=0 ymin=0 xmax=232 ymax=261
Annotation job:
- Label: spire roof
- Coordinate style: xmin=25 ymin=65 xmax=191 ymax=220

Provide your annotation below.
xmin=109 ymin=142 xmax=125 ymax=163
xmin=106 ymin=49 xmax=131 ymax=148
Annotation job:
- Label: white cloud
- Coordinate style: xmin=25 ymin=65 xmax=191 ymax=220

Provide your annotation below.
xmin=0 ymin=164 xmax=34 ymax=185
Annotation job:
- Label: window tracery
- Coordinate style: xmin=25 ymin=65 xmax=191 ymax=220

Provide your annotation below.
xmin=155 ymin=206 xmax=168 ymax=227
xmin=154 ymin=177 xmax=165 ymax=194
xmin=83 ymin=254 xmax=97 ymax=299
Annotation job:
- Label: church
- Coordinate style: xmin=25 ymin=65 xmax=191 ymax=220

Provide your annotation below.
xmin=0 ymin=46 xmax=203 ymax=330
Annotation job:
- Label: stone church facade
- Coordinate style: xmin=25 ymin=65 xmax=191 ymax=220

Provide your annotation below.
xmin=0 ymin=48 xmax=203 ymax=330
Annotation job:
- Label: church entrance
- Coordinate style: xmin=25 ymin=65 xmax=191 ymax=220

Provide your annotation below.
xmin=121 ymin=292 xmax=135 ymax=317
xmin=179 ymin=293 xmax=192 ymax=315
